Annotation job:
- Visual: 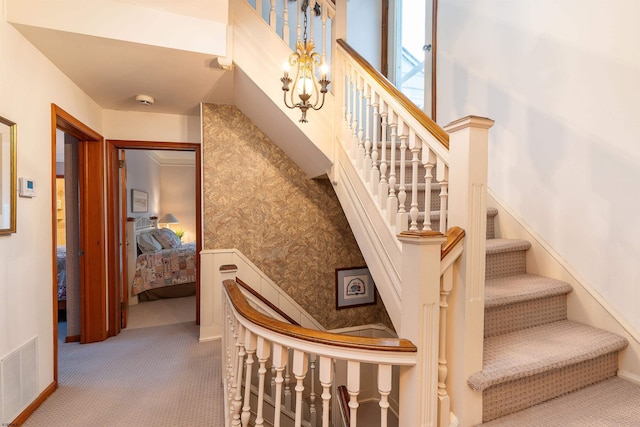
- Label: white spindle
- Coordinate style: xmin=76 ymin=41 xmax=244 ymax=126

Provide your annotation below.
xmin=378 ymin=364 xmax=392 ymax=427
xmin=396 ymin=119 xmax=408 ymax=232
xmin=437 ymin=159 xmax=449 ymax=233
xmin=438 ymin=267 xmax=454 ymax=427
xmin=231 ymin=324 xmax=246 ymax=426
xmin=309 ymin=355 xmax=317 ymax=427
xmin=283 ymin=0 xmax=290 ymax=44
xmin=254 ymin=337 xmax=271 ymax=427
xmin=371 ymin=96 xmax=380 ymax=196
xmin=387 ymin=114 xmax=398 ymax=224
xmin=321 ymin=1 xmax=328 ymax=63
xmin=353 ymin=76 xmax=362 ymax=162
xmin=285 ymin=359 xmax=293 ymax=411
xmin=256 ymin=0 xmax=262 ymax=16
xmin=363 ymin=85 xmax=372 ymax=183
xmin=357 ymin=76 xmax=365 ymax=171
xmin=272 ymin=344 xmax=289 ymax=427
xmin=319 ymin=356 xmax=333 ymax=427
xmin=241 ymin=330 xmax=257 ymax=427
xmin=293 ymin=350 xmax=309 ymax=427
xmin=347 ymin=361 xmax=360 ymax=427
xmin=422 ymin=145 xmax=436 ymax=231
xmin=269 ymin=0 xmax=276 ymax=30
xmin=379 ymin=104 xmax=389 ymax=208
xmin=409 ymin=130 xmax=420 ymax=231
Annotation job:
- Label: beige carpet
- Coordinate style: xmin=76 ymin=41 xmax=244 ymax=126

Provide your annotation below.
xmin=27 ymin=318 xmax=223 ymax=426
xmin=479 ymin=376 xmax=640 ymax=426
xmin=126 ymin=295 xmax=196 ymax=329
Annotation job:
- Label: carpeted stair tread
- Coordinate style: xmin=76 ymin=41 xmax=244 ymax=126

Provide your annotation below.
xmin=478 ymin=376 xmax=640 ymax=426
xmin=486 ymin=238 xmax=531 ymax=255
xmin=468 ymin=320 xmax=628 ymax=391
xmin=485 ymin=274 xmax=572 ymax=308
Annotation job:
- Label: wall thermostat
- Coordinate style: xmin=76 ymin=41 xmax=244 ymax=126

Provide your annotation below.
xmin=18 ymin=177 xmax=36 ymax=198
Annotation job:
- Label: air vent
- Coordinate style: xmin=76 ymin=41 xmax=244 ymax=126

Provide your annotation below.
xmin=1 ymin=337 xmax=38 ymax=425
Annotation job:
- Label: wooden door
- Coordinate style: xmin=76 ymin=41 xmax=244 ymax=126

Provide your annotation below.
xmin=120 ymin=150 xmax=129 ymax=328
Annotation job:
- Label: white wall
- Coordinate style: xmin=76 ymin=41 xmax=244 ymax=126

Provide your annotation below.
xmin=159 ymin=163 xmax=196 ymax=243
xmin=438 ymin=1 xmax=640 ymax=335
xmin=125 ymin=151 xmax=161 ymax=217
xmin=0 ymin=6 xmax=103 ymax=421
xmin=103 ymin=110 xmax=201 ymax=143
xmin=346 ymin=0 xmax=382 ymax=70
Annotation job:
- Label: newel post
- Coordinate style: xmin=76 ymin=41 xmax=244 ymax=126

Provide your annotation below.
xmin=397 ymin=231 xmax=447 ymax=427
xmin=443 ymin=116 xmax=493 ymax=426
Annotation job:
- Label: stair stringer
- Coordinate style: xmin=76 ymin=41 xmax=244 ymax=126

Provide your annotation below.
xmin=231 ymin=0 xmax=335 ymax=179
xmin=488 ymin=189 xmax=640 ymax=383
xmin=332 ymin=136 xmax=403 ymax=331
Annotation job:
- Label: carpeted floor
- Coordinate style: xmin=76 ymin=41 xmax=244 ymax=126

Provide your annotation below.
xmin=27 ymin=302 xmax=223 ymax=426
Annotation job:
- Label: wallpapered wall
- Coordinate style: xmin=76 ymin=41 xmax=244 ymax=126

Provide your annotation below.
xmin=202 ymin=103 xmax=392 ymax=330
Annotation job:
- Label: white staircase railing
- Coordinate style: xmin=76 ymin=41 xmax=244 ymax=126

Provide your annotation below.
xmin=222 ymin=276 xmax=418 ymax=427
xmin=223 ymin=1 xmax=494 ymax=425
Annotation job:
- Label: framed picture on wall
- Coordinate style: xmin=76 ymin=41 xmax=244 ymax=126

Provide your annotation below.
xmin=131 ymin=189 xmax=148 ymax=213
xmin=335 ymin=267 xmax=376 ymax=309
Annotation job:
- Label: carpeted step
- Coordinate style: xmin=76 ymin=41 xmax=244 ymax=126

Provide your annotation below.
xmin=485 ymin=238 xmax=531 ymax=279
xmin=468 ymin=320 xmax=628 ymax=421
xmin=477 ymin=376 xmax=640 ymax=426
xmin=484 ymin=274 xmax=573 ymax=337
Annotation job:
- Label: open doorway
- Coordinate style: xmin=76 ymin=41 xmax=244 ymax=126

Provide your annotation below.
xmin=106 ymin=140 xmax=202 ymax=332
xmin=51 ymin=104 xmax=107 ymax=386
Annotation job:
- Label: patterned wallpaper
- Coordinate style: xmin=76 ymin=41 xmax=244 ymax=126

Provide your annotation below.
xmin=202 ymin=104 xmax=392 ymax=330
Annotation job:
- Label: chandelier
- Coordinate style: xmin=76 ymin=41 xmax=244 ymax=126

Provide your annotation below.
xmin=280 ymin=4 xmax=330 ymax=123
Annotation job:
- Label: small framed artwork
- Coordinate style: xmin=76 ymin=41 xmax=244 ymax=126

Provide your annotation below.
xmin=131 ymin=189 xmax=148 ymax=213
xmin=336 ymin=267 xmax=376 ymax=309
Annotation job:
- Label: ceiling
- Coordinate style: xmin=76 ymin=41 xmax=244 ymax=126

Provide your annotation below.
xmin=11 ymin=0 xmax=234 ymax=116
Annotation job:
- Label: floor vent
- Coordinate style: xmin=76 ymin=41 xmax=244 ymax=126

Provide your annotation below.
xmin=1 ymin=337 xmax=38 ymax=425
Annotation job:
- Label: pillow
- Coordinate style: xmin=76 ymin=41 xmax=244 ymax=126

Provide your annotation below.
xmin=152 ymin=228 xmax=182 ymax=249
xmin=137 ymin=232 xmax=162 ymax=253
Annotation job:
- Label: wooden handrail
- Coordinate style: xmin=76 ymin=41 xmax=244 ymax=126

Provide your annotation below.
xmin=442 ymin=226 xmax=465 ymax=259
xmin=235 ymin=277 xmax=300 ymax=326
xmin=224 ymin=279 xmax=417 ymax=353
xmin=336 ymin=38 xmax=450 ymax=150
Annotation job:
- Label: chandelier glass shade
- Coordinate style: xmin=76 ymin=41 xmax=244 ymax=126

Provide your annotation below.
xmin=280 ymin=7 xmax=330 ymax=123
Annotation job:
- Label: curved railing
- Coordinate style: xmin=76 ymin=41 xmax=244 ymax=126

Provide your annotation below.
xmin=223 ymin=278 xmax=417 ymax=427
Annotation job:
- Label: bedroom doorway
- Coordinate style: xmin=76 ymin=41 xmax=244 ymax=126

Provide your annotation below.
xmin=106 ymin=140 xmax=202 ymax=331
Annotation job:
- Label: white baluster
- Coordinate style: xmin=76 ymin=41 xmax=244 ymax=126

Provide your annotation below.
xmin=378 ymin=364 xmax=392 ymax=427
xmin=231 ymin=324 xmax=246 ymax=426
xmin=229 ymin=317 xmax=241 ymax=415
xmin=285 ymin=358 xmax=293 ymax=411
xmin=396 ymin=120 xmax=408 ymax=232
xmin=422 ymin=145 xmax=436 ymax=231
xmin=319 ymin=356 xmax=333 ymax=427
xmin=293 ymin=350 xmax=309 ymax=427
xmin=347 ymin=360 xmax=360 ymax=427
xmin=387 ymin=114 xmax=398 ymax=224
xmin=297 ymin=0 xmax=302 ymax=41
xmin=256 ymin=0 xmax=262 ymax=16
xmin=378 ymin=104 xmax=389 ymax=208
xmin=320 ymin=1 xmax=327 ymax=63
xmin=363 ymin=85 xmax=372 ymax=183
xmin=283 ymin=0 xmax=290 ymax=44
xmin=241 ymin=330 xmax=257 ymax=427
xmin=309 ymin=355 xmax=317 ymax=427
xmin=371 ymin=96 xmax=380 ymax=196
xmin=350 ymin=69 xmax=358 ymax=146
xmin=254 ymin=337 xmax=271 ymax=427
xmin=438 ymin=267 xmax=454 ymax=427
xmin=409 ymin=130 xmax=420 ymax=231
xmin=272 ymin=344 xmax=289 ymax=427
xmin=357 ymin=76 xmax=365 ymax=171
xmin=437 ymin=159 xmax=449 ymax=233
xmin=269 ymin=0 xmax=276 ymax=30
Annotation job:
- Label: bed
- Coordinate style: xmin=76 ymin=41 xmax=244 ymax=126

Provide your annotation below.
xmin=127 ymin=217 xmax=197 ymax=303
xmin=57 ymin=246 xmax=67 ymax=310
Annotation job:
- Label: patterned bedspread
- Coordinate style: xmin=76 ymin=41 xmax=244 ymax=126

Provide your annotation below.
xmin=57 ymin=246 xmax=67 ymax=300
xmin=131 ymin=242 xmax=197 ymax=296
